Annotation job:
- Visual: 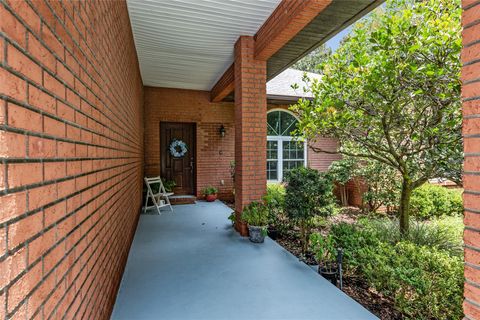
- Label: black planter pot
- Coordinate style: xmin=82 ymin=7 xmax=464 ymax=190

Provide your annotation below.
xmin=267 ymin=226 xmax=278 ymax=240
xmin=318 ymin=265 xmax=338 ymax=285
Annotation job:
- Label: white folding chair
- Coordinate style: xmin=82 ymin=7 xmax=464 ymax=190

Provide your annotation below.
xmin=144 ymin=176 xmax=174 ymax=214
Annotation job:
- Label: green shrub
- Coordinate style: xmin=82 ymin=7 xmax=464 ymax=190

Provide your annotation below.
xmin=241 ymin=201 xmax=268 ymax=226
xmin=360 ymin=218 xmax=463 ymax=256
xmin=285 ymin=167 xmax=335 ymax=253
xmin=264 ymin=183 xmax=289 ymax=232
xmin=330 ymin=222 xmax=464 ymax=319
xmin=410 ymin=184 xmax=463 ymax=219
xmin=265 ymin=183 xmax=285 ymax=208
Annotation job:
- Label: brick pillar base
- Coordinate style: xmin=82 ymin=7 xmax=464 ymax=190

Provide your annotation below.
xmin=233 ymin=36 xmax=267 ymax=236
xmin=462 ymin=1 xmax=480 ymax=318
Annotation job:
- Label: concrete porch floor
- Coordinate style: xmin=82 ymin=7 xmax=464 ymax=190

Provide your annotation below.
xmin=111 ymin=201 xmax=377 ymax=320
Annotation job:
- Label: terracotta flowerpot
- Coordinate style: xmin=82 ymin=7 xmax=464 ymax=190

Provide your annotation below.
xmin=205 ymin=194 xmax=217 ymax=202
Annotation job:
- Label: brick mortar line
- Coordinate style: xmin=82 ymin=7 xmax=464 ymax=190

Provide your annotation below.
xmin=463 ymin=56 xmax=480 ymax=67
xmin=43 ymin=179 xmax=138 ymax=319
xmin=467 ymin=279 xmax=480 ymax=290
xmin=6 ymin=169 xmax=139 ymax=317
xmin=25 ymin=0 xmax=140 ymax=136
xmin=464 ymin=38 xmax=480 ymax=49
xmin=78 ymin=201 xmax=137 ymax=320
xmin=463 ymin=78 xmax=480 ymax=85
xmin=0 ymin=2 xmax=143 ymax=317
xmin=463 ymin=95 xmax=480 ymax=102
xmin=466 ymin=225 xmax=480 ymax=233
xmin=54 ymin=186 xmax=138 ymax=318
xmin=464 ymin=114 xmax=480 ymax=120
xmin=465 ymin=190 xmax=480 ymax=196
xmin=464 ymin=18 xmax=480 ymax=30
xmin=0 ymin=57 xmax=139 ymax=151
xmin=25 ymin=1 xmax=140 ymax=136
xmin=1 ymin=157 xmax=140 ymax=200
xmin=0 ymin=92 xmax=141 ymax=153
xmin=465 ymin=171 xmax=480 ymax=176
xmin=464 ymin=133 xmax=480 ymax=138
xmin=466 ymin=262 xmax=480 ymax=271
xmin=465 ymin=153 xmax=480 ymax=156
xmin=465 ymin=244 xmax=480 ymax=253
xmin=1 ymin=166 xmax=138 ymax=297
xmin=0 ymin=156 xmax=139 ymax=164
xmin=0 ymin=124 xmax=142 ymax=157
xmin=465 ymin=207 xmax=480 ymax=214
xmin=0 ymin=29 xmax=139 ymax=150
xmin=465 ymin=298 xmax=480 ymax=311
xmin=464 ymin=0 xmax=480 ymax=10
xmin=0 ymin=161 xmax=140 ymax=260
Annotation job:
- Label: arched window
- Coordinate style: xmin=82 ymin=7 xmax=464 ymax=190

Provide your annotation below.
xmin=267 ymin=110 xmax=306 ymax=182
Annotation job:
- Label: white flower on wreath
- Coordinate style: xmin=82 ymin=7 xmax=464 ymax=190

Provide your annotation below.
xmin=169 ymin=139 xmax=188 ymax=158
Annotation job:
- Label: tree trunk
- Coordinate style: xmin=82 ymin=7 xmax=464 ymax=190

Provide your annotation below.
xmin=340 ymin=185 xmax=348 ymax=206
xmin=399 ymin=179 xmax=413 ymax=235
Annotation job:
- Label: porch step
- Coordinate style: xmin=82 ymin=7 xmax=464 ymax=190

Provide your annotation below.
xmin=169 ymin=195 xmax=197 ymax=205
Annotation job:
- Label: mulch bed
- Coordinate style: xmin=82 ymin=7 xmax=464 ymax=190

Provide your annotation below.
xmin=275 ymin=230 xmax=401 ymax=319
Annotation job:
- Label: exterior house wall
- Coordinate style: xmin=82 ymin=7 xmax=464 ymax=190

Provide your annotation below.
xmin=143 ymin=89 xmax=345 ymax=202
xmin=0 ymin=1 xmax=143 ymax=319
xmin=462 ymin=1 xmax=480 ymax=319
xmin=144 ymin=87 xmax=235 ymax=201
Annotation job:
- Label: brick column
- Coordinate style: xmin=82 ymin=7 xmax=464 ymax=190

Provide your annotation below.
xmin=233 ymin=36 xmax=267 ymax=235
xmin=462 ymin=1 xmax=480 ymax=319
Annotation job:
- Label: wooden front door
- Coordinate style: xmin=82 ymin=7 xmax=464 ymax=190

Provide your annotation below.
xmin=160 ymin=122 xmax=196 ymax=195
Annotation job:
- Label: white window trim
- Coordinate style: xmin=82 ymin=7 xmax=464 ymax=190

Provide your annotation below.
xmin=266 ymin=108 xmax=308 ymax=183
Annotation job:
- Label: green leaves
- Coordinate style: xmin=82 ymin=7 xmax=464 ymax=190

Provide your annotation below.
xmin=292 ymin=0 xmax=462 ymax=227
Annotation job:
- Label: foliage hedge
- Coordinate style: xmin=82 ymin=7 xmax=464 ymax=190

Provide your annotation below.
xmin=410 ymin=184 xmax=463 ymax=219
xmin=329 ymin=222 xmax=464 ymax=320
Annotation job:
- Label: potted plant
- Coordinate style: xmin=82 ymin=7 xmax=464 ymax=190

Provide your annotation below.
xmin=203 ymin=186 xmax=218 ymax=202
xmin=310 ymin=233 xmax=338 ymax=285
xmin=241 ymin=202 xmax=268 ymax=243
xmin=163 ymin=179 xmax=176 ymax=193
xmin=227 ymin=211 xmax=235 ymax=227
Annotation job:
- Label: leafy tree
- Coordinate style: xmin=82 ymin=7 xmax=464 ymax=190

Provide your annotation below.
xmin=291 ymin=0 xmax=462 ymax=233
xmin=284 ymin=167 xmax=335 ymax=254
xmin=291 ymin=44 xmax=332 ymax=73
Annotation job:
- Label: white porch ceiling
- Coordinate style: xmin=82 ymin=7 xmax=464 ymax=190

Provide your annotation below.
xmin=126 ymin=0 xmax=282 ymax=90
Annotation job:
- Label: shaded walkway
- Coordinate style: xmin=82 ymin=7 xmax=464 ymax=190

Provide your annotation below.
xmin=111 ymin=201 xmax=376 ymax=320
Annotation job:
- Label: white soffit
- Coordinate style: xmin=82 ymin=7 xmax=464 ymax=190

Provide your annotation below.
xmin=126 ymin=0 xmax=282 ymax=90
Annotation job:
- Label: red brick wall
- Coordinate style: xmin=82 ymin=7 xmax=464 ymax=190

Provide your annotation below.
xmin=0 ymin=1 xmax=143 ymax=319
xmin=462 ymin=1 xmax=480 ymax=319
xmin=144 ymin=87 xmax=235 ymax=201
xmin=234 ymin=36 xmax=267 ymax=226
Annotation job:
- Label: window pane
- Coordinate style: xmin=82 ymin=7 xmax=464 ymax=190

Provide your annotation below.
xmin=267 ymin=141 xmax=278 ymax=160
xmin=267 ymin=112 xmax=280 ymax=135
xmin=283 ymin=160 xmax=304 ymax=173
xmin=282 ymin=141 xmax=304 ymax=160
xmin=267 ymin=111 xmax=299 ymax=136
xmin=280 ymin=112 xmax=297 ymax=136
xmin=267 ymin=161 xmax=278 ymax=180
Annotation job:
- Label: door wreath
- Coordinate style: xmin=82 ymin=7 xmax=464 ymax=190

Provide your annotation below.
xmin=169 ymin=139 xmax=188 ymax=158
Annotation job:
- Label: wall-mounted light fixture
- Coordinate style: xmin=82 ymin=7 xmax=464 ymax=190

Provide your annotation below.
xmin=219 ymin=125 xmax=226 ymax=138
